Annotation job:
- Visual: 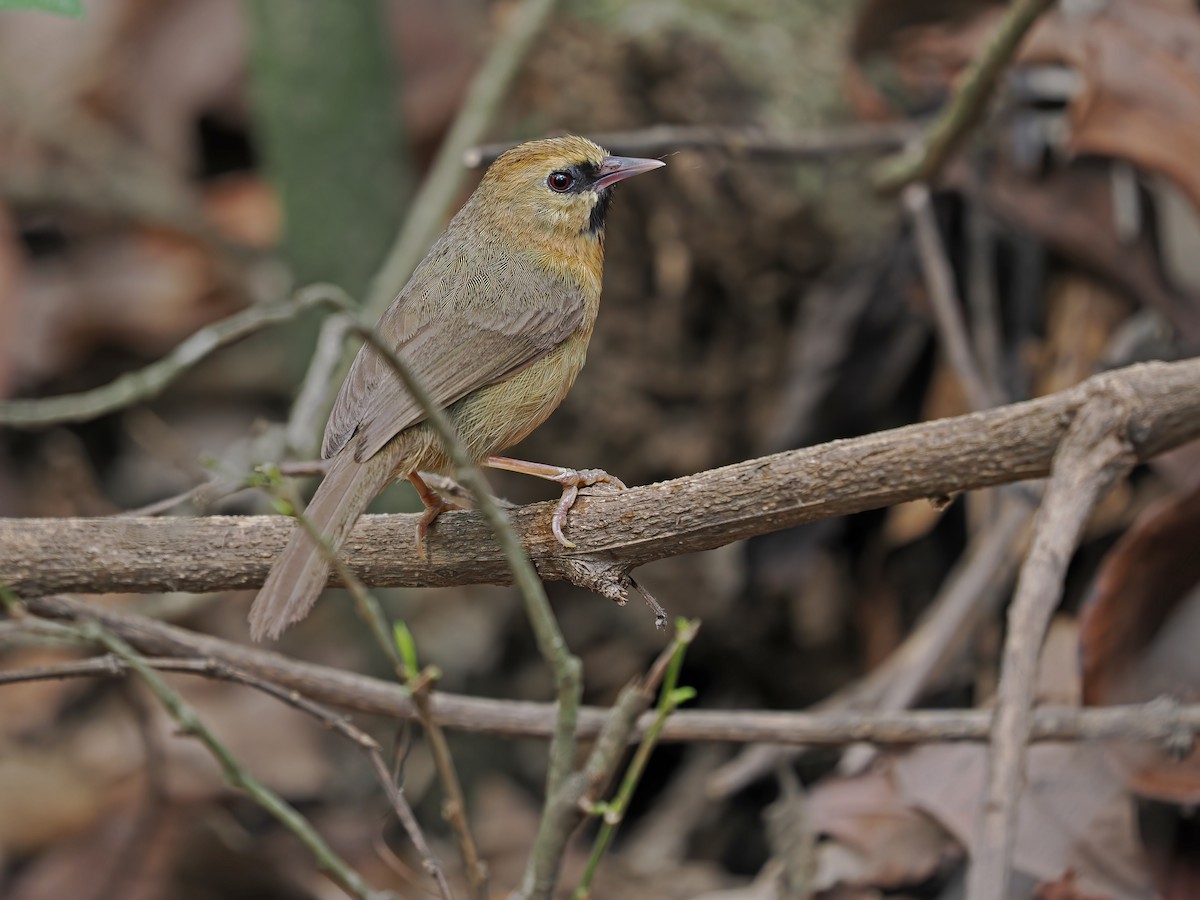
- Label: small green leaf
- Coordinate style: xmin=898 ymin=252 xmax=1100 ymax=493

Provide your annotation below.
xmin=0 ymin=0 xmax=83 ymax=17
xmin=270 ymin=497 xmax=294 ymax=517
xmin=668 ymin=686 xmax=697 ymax=707
xmin=392 ymin=621 xmax=419 ymax=679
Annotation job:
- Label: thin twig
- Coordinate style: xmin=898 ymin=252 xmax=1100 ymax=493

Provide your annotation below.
xmin=874 ymin=0 xmax=1058 ymax=191
xmin=6 ymin=358 xmax=1199 ymax=597
xmin=514 ymin=625 xmax=695 ymax=900
xmin=967 ymin=396 xmax=1137 ymax=900
xmin=904 ymin=182 xmax=1000 ymax=410
xmin=4 ymin=634 xmax=1200 ymax=748
xmin=265 ymin=476 xmax=479 ymax=900
xmin=575 ymin=621 xmax=699 ymax=899
xmin=0 ymin=295 xmax=327 ymax=428
xmin=288 ymin=315 xmax=354 ymax=459
xmin=709 ymin=491 xmax=1033 ymax=797
xmin=30 ymin=619 xmax=396 ymax=900
xmin=966 ymin=204 xmax=1008 ymax=400
xmin=209 ymin=657 xmax=454 ymax=900
xmin=464 ymin=122 xmax=920 ymax=167
xmin=118 ymin=459 xmax=330 ymax=518
xmin=0 ymin=644 xmax=445 ymax=898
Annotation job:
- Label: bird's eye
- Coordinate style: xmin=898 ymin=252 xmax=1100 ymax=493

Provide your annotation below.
xmin=547 ymin=171 xmax=574 ymax=192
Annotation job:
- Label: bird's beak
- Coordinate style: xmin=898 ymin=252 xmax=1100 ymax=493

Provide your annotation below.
xmin=593 ymin=155 xmax=666 ymax=191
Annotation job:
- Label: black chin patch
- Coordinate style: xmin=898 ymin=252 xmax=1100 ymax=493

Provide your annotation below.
xmin=587 ymin=187 xmax=612 ymax=235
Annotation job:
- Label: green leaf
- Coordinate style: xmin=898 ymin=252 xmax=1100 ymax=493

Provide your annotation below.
xmin=668 ymin=686 xmax=697 ymax=707
xmin=270 ymin=497 xmax=294 ymax=517
xmin=392 ymin=621 xmax=419 ymax=679
xmin=0 ymin=0 xmax=84 ymax=16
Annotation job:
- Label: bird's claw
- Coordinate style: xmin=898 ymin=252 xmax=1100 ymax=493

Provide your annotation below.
xmin=414 ymin=495 xmax=461 ymax=557
xmin=548 ymin=468 xmax=626 ymax=549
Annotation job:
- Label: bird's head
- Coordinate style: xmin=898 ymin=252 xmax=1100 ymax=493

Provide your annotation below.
xmin=475 ymin=136 xmax=664 ymax=243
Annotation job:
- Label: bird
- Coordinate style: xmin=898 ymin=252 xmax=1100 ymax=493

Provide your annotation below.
xmin=248 ymin=135 xmax=665 ymax=641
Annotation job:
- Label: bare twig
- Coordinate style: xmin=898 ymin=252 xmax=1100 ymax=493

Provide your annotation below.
xmin=709 ymin=491 xmax=1034 ymax=797
xmin=0 ymin=646 xmax=444 ymax=898
xmin=0 ymin=295 xmax=327 ymax=428
xmin=23 ymin=619 xmax=396 ymax=900
xmin=287 ymin=315 xmax=355 ymax=459
xmin=118 ymin=459 xmax=330 ymax=518
xmin=574 ymin=621 xmax=699 ymax=899
xmin=408 ymin=669 xmax=489 ymax=900
xmin=4 ymin=623 xmax=1200 ymax=748
xmin=209 ymin=656 xmax=454 ymax=900
xmin=838 ymin=493 xmax=1032 ymax=772
xmin=966 ymin=205 xmax=1007 ymax=399
xmin=967 ymin=396 xmax=1137 ymax=900
xmin=515 ymin=624 xmax=696 ymax=900
xmin=874 ymin=0 xmax=1058 ymax=191
xmin=264 ymin=476 xmax=480 ymax=900
xmin=904 ymin=182 xmax=1001 ymax=410
xmin=5 ymin=359 xmax=1199 ymax=597
xmin=464 ymin=122 xmax=920 ymax=167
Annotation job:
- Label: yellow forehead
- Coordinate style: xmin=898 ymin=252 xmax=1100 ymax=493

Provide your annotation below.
xmin=486 ymin=136 xmax=607 ymax=183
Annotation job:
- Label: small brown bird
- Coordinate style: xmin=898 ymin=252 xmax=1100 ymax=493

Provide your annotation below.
xmin=249 ymin=136 xmax=664 ymax=641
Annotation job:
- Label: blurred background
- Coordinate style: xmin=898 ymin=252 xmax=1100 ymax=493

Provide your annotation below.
xmin=2 ymin=0 xmax=1200 ymax=897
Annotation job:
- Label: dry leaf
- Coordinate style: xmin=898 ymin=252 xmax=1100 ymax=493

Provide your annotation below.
xmin=1080 ymin=482 xmax=1200 ymax=803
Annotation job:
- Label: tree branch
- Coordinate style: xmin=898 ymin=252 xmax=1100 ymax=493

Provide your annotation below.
xmin=463 ymin=122 xmax=919 ymax=168
xmin=4 ymin=359 xmax=1198 ymax=597
xmin=873 ymin=0 xmax=1057 ymax=191
xmin=967 ymin=394 xmax=1137 ymax=900
xmin=25 ymin=617 xmax=397 ymax=900
xmin=7 ymin=599 xmax=1200 ymax=749
xmin=0 ymin=295 xmax=324 ymax=428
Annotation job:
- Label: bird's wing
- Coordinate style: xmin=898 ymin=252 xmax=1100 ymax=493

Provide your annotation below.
xmin=322 ymin=246 xmax=586 ymax=462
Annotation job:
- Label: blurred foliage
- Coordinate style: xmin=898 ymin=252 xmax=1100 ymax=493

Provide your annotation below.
xmin=246 ymin=0 xmax=409 ymax=301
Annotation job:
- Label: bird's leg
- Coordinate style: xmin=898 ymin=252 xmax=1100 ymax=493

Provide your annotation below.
xmin=485 ymin=456 xmax=626 ymax=549
xmin=408 ymin=472 xmax=462 ymax=547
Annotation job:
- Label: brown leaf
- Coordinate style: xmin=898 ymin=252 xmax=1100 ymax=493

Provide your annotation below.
xmin=892 ymin=742 xmax=1153 ymax=899
xmin=13 ymin=228 xmax=239 ymax=385
xmin=1080 ymin=481 xmax=1200 ymax=803
xmin=809 ymin=766 xmax=961 ymax=891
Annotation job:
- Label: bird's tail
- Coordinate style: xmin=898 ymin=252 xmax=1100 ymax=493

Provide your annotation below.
xmin=249 ymin=447 xmax=398 ymax=641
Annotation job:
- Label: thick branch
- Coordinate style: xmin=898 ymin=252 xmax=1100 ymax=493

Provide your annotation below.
xmin=3 ymin=360 xmax=1198 ymax=596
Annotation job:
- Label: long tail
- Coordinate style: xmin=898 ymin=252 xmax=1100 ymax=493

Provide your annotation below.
xmin=249 ymin=447 xmax=399 ymax=641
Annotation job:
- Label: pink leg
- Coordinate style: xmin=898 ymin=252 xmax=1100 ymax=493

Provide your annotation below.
xmin=408 ymin=472 xmax=461 ymax=548
xmin=485 ymin=456 xmax=626 ymax=549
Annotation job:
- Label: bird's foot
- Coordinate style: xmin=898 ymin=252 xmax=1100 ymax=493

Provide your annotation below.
xmin=415 ymin=495 xmax=459 ymax=544
xmin=484 ymin=457 xmax=625 ymax=548
xmin=408 ymin=472 xmax=467 ymax=556
xmin=547 ymin=468 xmax=626 ymax=549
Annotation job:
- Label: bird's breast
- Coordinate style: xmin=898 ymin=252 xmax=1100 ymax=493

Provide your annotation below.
xmin=445 ymin=331 xmax=592 ymax=461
